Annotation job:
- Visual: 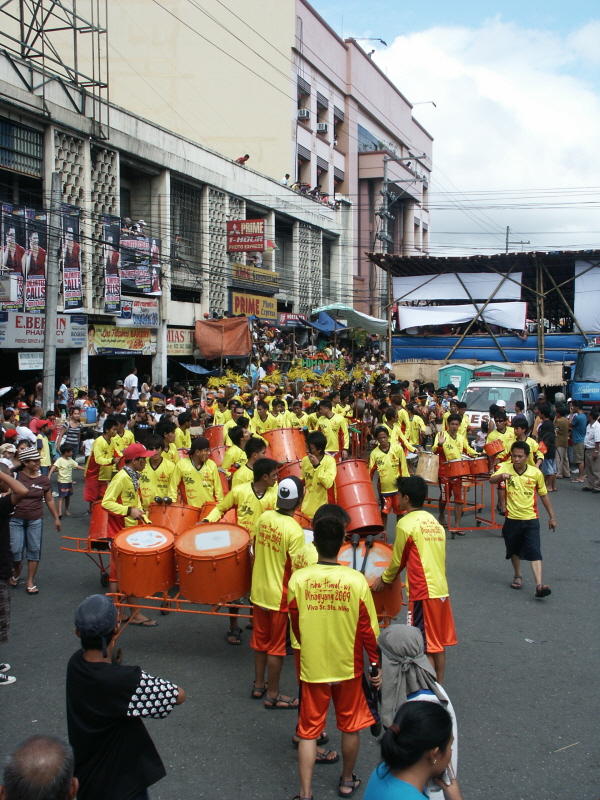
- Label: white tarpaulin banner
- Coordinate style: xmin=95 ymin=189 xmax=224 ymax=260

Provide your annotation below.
xmin=574 ymin=261 xmax=600 ymax=332
xmin=397 ymin=302 xmax=527 ymax=331
xmin=393 ymin=272 xmax=522 ymax=302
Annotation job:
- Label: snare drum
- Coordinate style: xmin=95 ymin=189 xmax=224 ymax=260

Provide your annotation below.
xmin=175 ymin=523 xmax=252 ymax=605
xmin=469 ymin=456 xmax=489 ymax=476
xmin=112 ymin=526 xmax=176 ymax=597
xmin=444 ymin=459 xmax=471 ymax=479
xmin=263 ymin=428 xmax=307 ymax=462
xmin=338 ymin=539 xmax=403 ymax=619
xmin=198 ymin=501 xmax=237 ymax=525
xmin=483 ymin=439 xmax=504 ymax=457
xmin=147 ymin=503 xmax=200 ymax=536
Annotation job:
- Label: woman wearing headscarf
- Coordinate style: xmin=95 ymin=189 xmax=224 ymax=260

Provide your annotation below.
xmin=374 ymin=625 xmax=458 ymax=798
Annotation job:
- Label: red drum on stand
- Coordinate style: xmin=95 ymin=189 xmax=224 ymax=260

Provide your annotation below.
xmin=113 ymin=526 xmax=176 ymax=597
xmin=209 ymin=446 xmax=226 ymax=467
xmin=469 ymin=456 xmax=489 ymax=476
xmin=147 ymin=503 xmax=201 ymax=536
xmin=175 ymin=523 xmax=252 ymax=605
xmin=444 ymin=459 xmax=471 ymax=479
xmin=205 ymin=425 xmax=224 ymax=448
xmin=263 ymin=428 xmax=307 ymax=463
xmin=483 ymin=439 xmax=504 ymax=457
xmin=278 ymin=460 xmax=303 ymax=481
xmin=198 ymin=501 xmax=237 ymax=525
xmin=335 ymin=459 xmax=384 ymax=535
xmin=89 ymin=500 xmax=110 ymax=540
xmin=338 ymin=539 xmax=403 ymax=619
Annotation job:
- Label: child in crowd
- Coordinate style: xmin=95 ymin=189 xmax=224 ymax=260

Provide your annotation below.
xmin=49 ymin=443 xmax=85 ymax=517
xmin=474 ymin=419 xmax=489 ymax=453
xmin=81 ymin=429 xmax=96 ymax=463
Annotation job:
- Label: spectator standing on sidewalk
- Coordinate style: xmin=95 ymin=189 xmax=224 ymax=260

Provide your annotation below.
xmin=569 ymin=401 xmax=588 ymax=483
xmin=124 ymin=368 xmax=140 ymax=415
xmin=582 ymin=409 xmax=600 ymax=494
xmin=554 ymin=405 xmax=570 ymax=480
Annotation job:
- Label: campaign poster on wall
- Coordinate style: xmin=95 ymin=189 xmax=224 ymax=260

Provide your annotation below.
xmin=120 ymin=232 xmax=161 ymax=296
xmin=23 ymin=209 xmax=47 ymax=313
xmin=103 ymin=215 xmax=121 ymax=314
xmin=61 ymin=205 xmax=84 ymax=312
xmin=1 ymin=205 xmax=26 ymax=312
xmin=87 ymin=323 xmax=157 ymax=355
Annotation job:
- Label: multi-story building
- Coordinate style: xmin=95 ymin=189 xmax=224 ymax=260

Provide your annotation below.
xmin=107 ymin=0 xmax=433 ymax=316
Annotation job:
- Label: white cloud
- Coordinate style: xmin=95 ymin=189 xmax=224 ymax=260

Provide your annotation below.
xmin=373 ymin=19 xmax=600 ymax=254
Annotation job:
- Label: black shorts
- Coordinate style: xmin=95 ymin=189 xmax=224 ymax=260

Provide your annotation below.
xmin=502 ymin=518 xmax=542 ymax=561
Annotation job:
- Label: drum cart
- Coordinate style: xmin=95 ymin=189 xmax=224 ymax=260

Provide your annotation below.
xmin=61 ymin=535 xmax=111 ymax=587
xmin=447 ymin=471 xmax=504 ymax=539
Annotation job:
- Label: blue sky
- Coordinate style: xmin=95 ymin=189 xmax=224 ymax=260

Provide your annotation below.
xmin=312 ymin=2 xmax=600 ymax=255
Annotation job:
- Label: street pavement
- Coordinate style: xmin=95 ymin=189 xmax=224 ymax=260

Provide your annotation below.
xmin=1 ymin=474 xmax=599 ymax=800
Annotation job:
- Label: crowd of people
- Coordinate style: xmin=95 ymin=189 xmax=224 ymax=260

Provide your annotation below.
xmin=2 ymin=359 xmax=599 ymax=800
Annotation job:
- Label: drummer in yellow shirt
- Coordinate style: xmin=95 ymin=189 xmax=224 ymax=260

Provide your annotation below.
xmin=167 ymin=436 xmax=223 ymax=508
xmin=250 ymin=477 xmax=305 ymax=708
xmin=232 ymin=437 xmax=267 ymax=488
xmin=433 ymin=413 xmax=477 ymax=532
xmin=315 ymin=400 xmax=349 ymax=459
xmin=301 ymin=431 xmax=337 ymax=519
xmin=174 ymin=411 xmax=193 ymax=451
xmin=112 ymin=414 xmax=135 ymax=460
xmin=223 ymin=405 xmax=248 ymax=446
xmin=269 ymin=399 xmax=287 ymax=430
xmin=406 ymin=404 xmax=426 ymax=447
xmin=221 ymin=426 xmax=250 ymax=476
xmin=249 ymin=400 xmax=274 ymax=441
xmin=285 ymin=400 xmax=310 ymax=429
xmin=212 ymin=397 xmax=228 ymax=426
xmin=156 ymin=419 xmax=179 ymax=464
xmin=369 ymin=425 xmax=409 ymax=526
xmin=138 ymin=434 xmax=175 ymax=509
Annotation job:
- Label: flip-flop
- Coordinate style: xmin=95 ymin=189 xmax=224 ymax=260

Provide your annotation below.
xmin=128 ymin=619 xmax=158 ymax=626
xmin=26 ymin=586 xmax=39 ymax=595
xmin=511 ymin=577 xmax=522 ymax=590
xmin=315 ymin=749 xmax=339 ymax=765
xmin=9 ymin=577 xmax=19 ymax=587
xmin=535 ymin=585 xmax=551 ymax=598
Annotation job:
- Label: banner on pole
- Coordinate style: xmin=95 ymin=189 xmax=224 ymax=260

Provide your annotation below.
xmin=103 ymin=216 xmax=121 ymax=314
xmin=61 ymin=205 xmax=84 ymax=312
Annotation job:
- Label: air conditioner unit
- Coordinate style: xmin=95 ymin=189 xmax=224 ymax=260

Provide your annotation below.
xmin=317 ymin=123 xmax=328 ymax=134
xmin=297 ymin=109 xmax=310 ymax=120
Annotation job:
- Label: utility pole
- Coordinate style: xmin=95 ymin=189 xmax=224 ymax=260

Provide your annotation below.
xmin=42 ymin=172 xmax=62 ymax=411
xmin=505 ymin=226 xmax=530 ymax=254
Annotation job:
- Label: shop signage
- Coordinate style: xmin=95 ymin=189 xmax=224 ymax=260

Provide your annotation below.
xmin=278 ymin=313 xmax=307 ymax=327
xmin=18 ymin=352 xmax=43 ymax=370
xmin=0 ymin=312 xmax=87 ymax=349
xmin=115 ymin=297 xmax=160 ymax=327
xmin=167 ymin=327 xmax=195 ymax=356
xmin=230 ymin=290 xmax=277 ymax=321
xmin=88 ymin=324 xmax=157 ymax=356
xmin=226 ymin=219 xmax=265 ymax=253
xmin=232 ymin=262 xmax=278 ymax=293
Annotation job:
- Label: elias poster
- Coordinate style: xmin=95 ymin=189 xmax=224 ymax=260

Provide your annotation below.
xmin=61 ymin=205 xmax=84 ymax=312
xmin=120 ymin=229 xmax=161 ymax=296
xmin=1 ymin=204 xmax=25 ymax=312
xmin=103 ymin=216 xmax=121 ymax=314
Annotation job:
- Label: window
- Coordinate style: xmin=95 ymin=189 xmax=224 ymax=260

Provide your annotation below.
xmin=464 ymin=385 xmax=525 ymax=412
xmin=170 ymin=180 xmax=203 ymax=299
xmin=357 ymin=124 xmax=381 ymax=152
xmin=0 ymin=119 xmax=43 ymax=178
xmin=574 ymin=352 xmax=600 ymax=383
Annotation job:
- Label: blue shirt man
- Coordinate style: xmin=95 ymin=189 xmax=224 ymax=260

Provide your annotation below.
xmin=571 ymin=408 xmax=587 ymax=444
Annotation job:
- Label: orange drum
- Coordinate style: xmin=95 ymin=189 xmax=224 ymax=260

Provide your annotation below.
xmin=338 ymin=540 xmax=403 ymax=619
xmin=483 ymin=439 xmax=504 ymax=457
xmin=209 ymin=446 xmax=226 ymax=467
xmin=113 ymin=526 xmax=176 ymax=597
xmin=264 ymin=427 xmax=307 ymax=463
xmin=147 ymin=503 xmax=201 ymax=535
xmin=469 ymin=456 xmax=489 ymax=476
xmin=199 ymin=501 xmax=237 ymax=525
xmin=294 ymin=510 xmax=314 ymax=543
xmin=89 ymin=500 xmax=110 ymax=540
xmin=177 ymin=448 xmax=189 ymax=460
xmin=205 ymin=425 xmax=224 ymax=448
xmin=444 ymin=459 xmax=471 ymax=479
xmin=278 ymin=459 xmax=303 ymax=481
xmin=335 ymin=459 xmax=384 ymax=535
xmin=175 ymin=523 xmax=252 ymax=605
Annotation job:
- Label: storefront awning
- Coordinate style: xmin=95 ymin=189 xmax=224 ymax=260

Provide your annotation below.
xmin=312 ymin=304 xmax=388 ymax=335
xmin=301 ymin=311 xmax=346 ymax=334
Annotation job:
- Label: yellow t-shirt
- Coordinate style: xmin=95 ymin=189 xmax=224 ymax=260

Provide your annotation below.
xmin=85 ymin=435 xmax=115 ymax=482
xmin=232 ymin=463 xmax=254 ymax=488
xmin=174 ymin=427 xmax=191 ymax=450
xmin=495 ymin=462 xmax=547 ymax=520
xmin=315 ymin=413 xmax=349 ymax=453
xmin=37 ymin=434 xmax=51 ymax=467
xmin=287 ymin=563 xmax=380 ymax=682
xmin=433 ymin=432 xmax=476 ymax=473
xmin=222 ymin=444 xmax=248 ymax=474
xmin=161 ymin=442 xmax=179 ymax=464
xmin=250 ymin=509 xmax=305 ymax=611
xmin=54 ymin=456 xmax=78 ymax=483
xmin=369 ymin=443 xmax=409 ymax=494
xmin=291 ymin=541 xmax=318 ymax=572
xmin=383 ymin=423 xmax=416 ymax=453
xmin=301 ymin=454 xmax=337 ymax=519
xmin=249 ymin=413 xmax=274 ymax=440
xmin=285 ymin=410 xmax=309 ymax=429
xmin=397 ymin=407 xmax=410 ymax=434
xmin=406 ymin=414 xmax=425 ymax=446
xmin=168 ymin=457 xmax=223 ymax=508
xmin=335 ymin=403 xmax=354 ymax=421
xmin=268 ymin=412 xmax=287 ymax=430
xmin=139 ymin=458 xmax=175 ymax=509
xmin=212 ymin=409 xmax=227 ymax=426
xmin=112 ymin=429 xmax=135 ymax=457
xmin=102 ymin=469 xmax=146 ymax=527
xmin=486 ymin=427 xmax=516 ymax=460
xmin=382 ymin=509 xmax=449 ymax=600
xmin=524 ymin=436 xmax=544 ymax=467
xmin=206 ymin=482 xmax=277 ymax=533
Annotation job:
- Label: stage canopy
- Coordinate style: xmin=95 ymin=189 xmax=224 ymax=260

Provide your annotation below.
xmin=393 ymin=272 xmax=522 ymax=303
xmin=312 ymin=303 xmax=388 ymax=335
xmin=397 ymin=302 xmax=527 ymax=331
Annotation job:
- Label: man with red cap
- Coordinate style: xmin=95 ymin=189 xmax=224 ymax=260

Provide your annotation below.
xmin=102 ymin=442 xmax=157 ymax=626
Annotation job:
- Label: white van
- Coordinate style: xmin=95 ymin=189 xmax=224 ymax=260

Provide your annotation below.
xmin=461 ymin=372 xmax=539 ymax=432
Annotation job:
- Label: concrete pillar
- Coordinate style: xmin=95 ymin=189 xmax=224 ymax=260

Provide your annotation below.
xmin=151 ymin=169 xmax=170 ymax=385
xmin=265 ymin=209 xmax=276 ymax=272
xmin=200 ymin=185 xmax=212 ymax=317
xmin=402 ymin=200 xmax=415 ymax=256
xmin=291 ymin=221 xmax=301 ymax=311
xmin=70 ymin=347 xmax=88 ymax=389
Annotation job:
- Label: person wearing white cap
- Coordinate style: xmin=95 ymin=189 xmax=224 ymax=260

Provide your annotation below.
xmin=250 ymin=476 xmax=305 ymax=708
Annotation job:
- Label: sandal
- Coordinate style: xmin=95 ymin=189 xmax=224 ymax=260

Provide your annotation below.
xmin=26 ymin=586 xmax=39 ymax=595
xmin=9 ymin=577 xmax=19 ymax=587
xmin=338 ymin=774 xmax=361 ymax=797
xmin=293 ymin=731 xmax=329 ymax=748
xmin=264 ymin=693 xmax=299 ymax=709
xmin=225 ymin=627 xmax=242 ymax=645
xmin=128 ymin=619 xmax=158 ymax=627
xmin=315 ymin=749 xmax=339 ymax=765
xmin=293 ymin=795 xmax=313 ymax=800
xmin=535 ymin=584 xmax=551 ymax=598
xmin=251 ymin=684 xmax=266 ymax=699
xmin=510 ymin=576 xmax=522 ymax=590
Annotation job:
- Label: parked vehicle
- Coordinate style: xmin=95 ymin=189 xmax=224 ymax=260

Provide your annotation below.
xmin=564 ymin=344 xmax=600 ymax=410
xmin=461 ymin=372 xmax=539 ymax=432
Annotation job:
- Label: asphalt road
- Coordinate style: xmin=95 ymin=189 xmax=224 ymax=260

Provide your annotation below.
xmin=1 ymin=473 xmax=599 ymax=800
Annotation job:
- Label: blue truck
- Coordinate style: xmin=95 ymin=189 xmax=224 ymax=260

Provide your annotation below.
xmin=564 ymin=344 xmax=600 ymax=408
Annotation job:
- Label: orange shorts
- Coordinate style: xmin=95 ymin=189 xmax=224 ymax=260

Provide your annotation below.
xmin=83 ymin=478 xmax=108 ymax=503
xmin=439 ymin=478 xmax=463 ymax=503
xmin=380 ymin=493 xmax=401 ymax=516
xmin=250 ymin=605 xmax=288 ymax=657
xmin=407 ymin=597 xmax=457 ymax=653
xmin=296 ymin=674 xmax=378 ymax=739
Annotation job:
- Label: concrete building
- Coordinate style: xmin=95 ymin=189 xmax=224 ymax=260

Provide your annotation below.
xmin=107 ymin=0 xmax=433 ymax=316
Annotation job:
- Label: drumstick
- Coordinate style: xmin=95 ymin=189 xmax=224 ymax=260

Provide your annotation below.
xmin=360 ymin=535 xmax=374 ymax=574
xmin=351 ymin=533 xmax=360 ymax=570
